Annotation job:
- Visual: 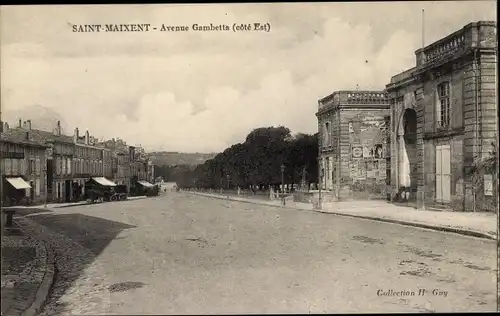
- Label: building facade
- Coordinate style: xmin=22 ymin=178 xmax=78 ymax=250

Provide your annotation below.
xmin=72 ymin=128 xmax=107 ymax=200
xmin=386 ymin=21 xmax=497 ymax=211
xmin=316 ymin=91 xmax=390 ymax=200
xmin=44 ymin=121 xmax=76 ymax=203
xmin=1 ymin=123 xmax=49 ymax=205
xmin=114 ymin=151 xmax=131 ymax=190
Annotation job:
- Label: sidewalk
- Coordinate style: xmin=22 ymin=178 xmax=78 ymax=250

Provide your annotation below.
xmin=1 ymin=224 xmax=55 ymax=316
xmin=3 ymin=196 xmax=149 ymax=210
xmin=188 ymin=191 xmax=498 ymax=240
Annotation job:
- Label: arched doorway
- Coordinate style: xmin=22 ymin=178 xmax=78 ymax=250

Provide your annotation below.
xmin=396 ymin=108 xmax=418 ymax=201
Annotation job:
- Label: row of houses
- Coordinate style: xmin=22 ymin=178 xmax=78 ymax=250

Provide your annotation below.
xmin=316 ymin=21 xmax=497 ymax=212
xmin=0 ymin=119 xmax=156 ymax=206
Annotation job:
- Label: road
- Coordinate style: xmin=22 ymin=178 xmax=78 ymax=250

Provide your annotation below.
xmin=22 ymin=192 xmax=497 ymax=314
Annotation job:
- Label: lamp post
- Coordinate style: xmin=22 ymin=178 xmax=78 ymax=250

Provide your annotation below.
xmin=280 ymin=164 xmax=285 ymax=207
xmin=42 ymin=166 xmax=47 ymax=208
xmin=226 ymin=174 xmax=230 ymax=199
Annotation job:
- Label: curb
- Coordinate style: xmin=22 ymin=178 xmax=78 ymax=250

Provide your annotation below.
xmin=314 ymin=210 xmax=497 ymax=240
xmin=51 ymin=196 xmax=149 ymax=209
xmin=17 ymin=223 xmax=56 ymax=316
xmin=189 ymin=192 xmax=497 ymax=241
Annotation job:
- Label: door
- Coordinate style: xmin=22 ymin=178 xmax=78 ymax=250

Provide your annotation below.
xmin=435 ymin=144 xmax=451 ymax=203
xmin=65 ymin=180 xmax=71 ymax=202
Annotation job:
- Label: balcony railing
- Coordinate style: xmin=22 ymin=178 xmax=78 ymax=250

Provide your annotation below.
xmin=318 ymin=91 xmax=389 ymax=110
xmin=345 ymin=91 xmax=389 ymax=105
xmin=416 ymin=21 xmax=496 ymax=67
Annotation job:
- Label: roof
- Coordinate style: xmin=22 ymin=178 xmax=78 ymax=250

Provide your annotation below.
xmin=31 ymin=129 xmax=74 ymax=144
xmin=1 ymin=129 xmax=50 ymax=148
xmin=3 ymin=127 xmax=74 ymax=145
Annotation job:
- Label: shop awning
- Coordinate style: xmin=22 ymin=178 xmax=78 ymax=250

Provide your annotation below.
xmin=6 ymin=177 xmax=31 ymax=190
xmin=92 ymin=177 xmax=117 ymax=187
xmin=138 ymin=181 xmax=155 ymax=188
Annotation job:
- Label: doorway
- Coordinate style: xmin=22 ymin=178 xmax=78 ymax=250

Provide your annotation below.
xmin=397 ymin=108 xmax=418 ymax=201
xmin=435 ymin=144 xmax=451 ymax=203
xmin=65 ymin=180 xmax=71 ymax=202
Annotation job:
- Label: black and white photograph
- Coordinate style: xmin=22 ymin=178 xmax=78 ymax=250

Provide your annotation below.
xmin=0 ymin=2 xmax=498 ymax=314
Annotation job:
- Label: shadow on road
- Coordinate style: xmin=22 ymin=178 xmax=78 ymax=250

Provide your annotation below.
xmin=22 ymin=213 xmax=136 ymax=313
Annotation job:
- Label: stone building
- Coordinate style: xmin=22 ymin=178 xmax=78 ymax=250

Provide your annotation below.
xmin=14 ymin=120 xmax=76 ymax=203
xmin=316 ymin=91 xmax=390 ymax=200
xmin=386 ymin=21 xmax=497 ymax=211
xmin=1 ymin=121 xmax=49 ymax=205
xmin=114 ymin=150 xmax=131 ymax=190
xmin=72 ymin=127 xmax=109 ymax=200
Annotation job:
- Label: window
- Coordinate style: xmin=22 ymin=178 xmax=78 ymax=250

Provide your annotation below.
xmin=56 ymin=157 xmax=61 ymax=175
xmin=67 ymin=158 xmax=71 ymax=175
xmin=12 ymin=159 xmax=18 ymax=174
xmin=35 ymin=158 xmax=40 ymax=175
xmin=31 ymin=159 xmax=36 ymax=175
xmin=20 ymin=159 xmax=26 ymax=174
xmin=62 ymin=157 xmax=66 ymax=175
xmin=436 ymin=82 xmax=450 ymax=128
xmin=5 ymin=159 xmax=12 ymax=175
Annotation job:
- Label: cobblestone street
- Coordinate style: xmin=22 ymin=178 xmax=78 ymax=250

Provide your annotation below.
xmin=14 ymin=192 xmax=498 ymax=314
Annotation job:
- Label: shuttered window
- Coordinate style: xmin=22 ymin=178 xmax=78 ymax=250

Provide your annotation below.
xmin=12 ymin=159 xmax=18 ymax=174
xmin=35 ymin=158 xmax=41 ymax=175
xmin=36 ymin=179 xmax=41 ymax=196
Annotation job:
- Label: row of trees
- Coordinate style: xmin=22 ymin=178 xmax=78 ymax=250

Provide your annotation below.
xmin=156 ymin=126 xmax=319 ymax=190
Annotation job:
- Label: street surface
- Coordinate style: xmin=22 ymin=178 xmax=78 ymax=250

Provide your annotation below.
xmin=22 ymin=192 xmax=497 ymax=314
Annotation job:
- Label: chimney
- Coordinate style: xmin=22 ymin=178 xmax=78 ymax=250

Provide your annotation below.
xmin=53 ymin=121 xmax=62 ymax=136
xmin=74 ymin=127 xmax=79 ymax=143
xmin=85 ymin=130 xmax=89 ymax=145
xmin=25 ymin=131 xmax=30 ymax=140
xmin=23 ymin=121 xmax=27 ymax=129
xmin=129 ymin=146 xmax=135 ymax=162
xmin=4 ymin=122 xmax=9 ymax=130
xmin=18 ymin=119 xmax=22 ymax=128
xmin=0 ymin=121 xmax=3 ymax=133
xmin=26 ymin=120 xmax=32 ymax=130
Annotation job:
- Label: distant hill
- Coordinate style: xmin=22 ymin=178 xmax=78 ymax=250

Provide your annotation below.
xmin=147 ymin=151 xmax=217 ymax=167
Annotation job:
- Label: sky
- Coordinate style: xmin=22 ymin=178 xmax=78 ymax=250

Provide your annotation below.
xmin=1 ymin=2 xmax=497 ymax=153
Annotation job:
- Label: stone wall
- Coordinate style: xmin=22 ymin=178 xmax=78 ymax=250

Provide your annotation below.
xmin=338 ymin=108 xmax=390 ymax=199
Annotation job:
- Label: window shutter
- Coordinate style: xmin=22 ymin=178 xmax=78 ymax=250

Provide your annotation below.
xmin=12 ymin=159 xmax=18 ymax=174
xmin=6 ymin=159 xmax=12 ymax=175
xmin=36 ymin=179 xmax=41 ymax=196
xmin=36 ymin=158 xmax=40 ymax=175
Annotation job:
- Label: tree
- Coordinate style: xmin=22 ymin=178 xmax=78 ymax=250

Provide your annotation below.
xmin=173 ymin=126 xmax=318 ymax=190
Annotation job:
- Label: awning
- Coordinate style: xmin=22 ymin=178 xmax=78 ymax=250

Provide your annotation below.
xmin=6 ymin=177 xmax=31 ymax=190
xmin=92 ymin=177 xmax=117 ymax=187
xmin=138 ymin=181 xmax=155 ymax=188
